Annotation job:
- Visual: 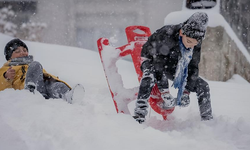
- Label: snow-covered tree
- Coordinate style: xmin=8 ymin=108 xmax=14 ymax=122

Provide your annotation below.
xmin=19 ymin=22 xmax=47 ymax=42
xmin=0 ymin=6 xmax=17 ymax=37
xmin=0 ymin=6 xmax=47 ymax=42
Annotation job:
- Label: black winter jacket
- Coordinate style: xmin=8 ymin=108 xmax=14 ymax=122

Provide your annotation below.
xmin=141 ymin=24 xmax=202 ymax=91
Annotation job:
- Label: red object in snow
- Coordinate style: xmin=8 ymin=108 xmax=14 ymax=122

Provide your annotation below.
xmin=97 ymin=26 xmax=174 ymax=120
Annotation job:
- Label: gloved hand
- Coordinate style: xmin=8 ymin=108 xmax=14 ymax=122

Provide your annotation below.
xmin=180 ymin=90 xmax=190 ymax=107
xmin=134 ymin=99 xmax=148 ymax=124
xmin=133 ymin=115 xmax=145 ymax=124
xmin=161 ymin=92 xmax=176 ymax=108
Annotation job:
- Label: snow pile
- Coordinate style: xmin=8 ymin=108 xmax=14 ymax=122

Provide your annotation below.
xmin=0 ymin=33 xmax=250 ymax=150
xmin=226 ymin=74 xmax=250 ymax=85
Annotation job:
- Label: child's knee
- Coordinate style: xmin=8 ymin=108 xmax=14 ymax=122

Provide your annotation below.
xmin=29 ymin=61 xmax=42 ymax=69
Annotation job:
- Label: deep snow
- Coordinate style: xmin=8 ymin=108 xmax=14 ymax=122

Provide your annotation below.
xmin=0 ymin=33 xmax=250 ymax=150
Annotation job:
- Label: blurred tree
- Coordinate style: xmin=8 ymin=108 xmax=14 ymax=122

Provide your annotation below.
xmin=0 ymin=6 xmax=17 ymax=36
xmin=19 ymin=22 xmax=47 ymax=41
xmin=0 ymin=5 xmax=47 ymax=42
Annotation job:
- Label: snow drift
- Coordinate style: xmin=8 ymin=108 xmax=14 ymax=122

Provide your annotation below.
xmin=0 ymin=33 xmax=250 ymax=150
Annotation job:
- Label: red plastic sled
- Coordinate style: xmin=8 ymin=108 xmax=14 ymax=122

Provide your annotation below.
xmin=97 ymin=26 xmax=174 ymax=120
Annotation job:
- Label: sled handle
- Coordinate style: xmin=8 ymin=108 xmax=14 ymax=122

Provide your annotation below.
xmin=125 ymin=26 xmax=151 ymax=43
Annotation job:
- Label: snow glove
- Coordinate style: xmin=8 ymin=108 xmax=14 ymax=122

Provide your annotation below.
xmin=133 ymin=115 xmax=145 ymax=124
xmin=161 ymin=89 xmax=190 ymax=108
xmin=134 ymin=66 xmax=153 ymax=124
xmin=160 ymin=90 xmax=176 ymax=109
xmin=179 ymin=90 xmax=190 ymax=107
xmin=134 ymin=98 xmax=148 ymax=124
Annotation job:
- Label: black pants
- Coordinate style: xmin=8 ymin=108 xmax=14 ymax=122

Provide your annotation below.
xmin=136 ymin=65 xmax=213 ymax=119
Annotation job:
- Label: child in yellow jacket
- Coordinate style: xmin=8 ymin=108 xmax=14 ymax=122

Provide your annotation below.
xmin=0 ymin=39 xmax=84 ymax=103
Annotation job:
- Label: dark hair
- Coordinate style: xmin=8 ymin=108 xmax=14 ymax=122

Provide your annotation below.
xmin=4 ymin=39 xmax=29 ymax=60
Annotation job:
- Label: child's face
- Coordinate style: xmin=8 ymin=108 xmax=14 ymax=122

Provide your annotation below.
xmin=11 ymin=46 xmax=28 ymax=59
xmin=180 ymin=30 xmax=198 ymax=49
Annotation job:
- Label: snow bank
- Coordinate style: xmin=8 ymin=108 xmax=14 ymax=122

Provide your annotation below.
xmin=0 ymin=33 xmax=250 ymax=150
xmin=226 ymin=74 xmax=250 ymax=85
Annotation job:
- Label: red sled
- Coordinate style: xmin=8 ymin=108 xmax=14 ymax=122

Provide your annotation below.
xmin=97 ymin=26 xmax=174 ymax=120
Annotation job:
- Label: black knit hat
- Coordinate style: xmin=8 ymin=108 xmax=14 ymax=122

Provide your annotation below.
xmin=4 ymin=39 xmax=28 ymax=60
xmin=181 ymin=12 xmax=208 ymax=42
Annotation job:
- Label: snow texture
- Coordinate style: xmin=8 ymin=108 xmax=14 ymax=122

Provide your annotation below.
xmin=0 ymin=32 xmax=250 ymax=150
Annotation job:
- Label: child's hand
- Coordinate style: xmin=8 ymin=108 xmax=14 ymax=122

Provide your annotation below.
xmin=4 ymin=66 xmax=15 ymax=80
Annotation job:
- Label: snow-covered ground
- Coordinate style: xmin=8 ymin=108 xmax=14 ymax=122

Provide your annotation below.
xmin=0 ymin=32 xmax=250 ymax=150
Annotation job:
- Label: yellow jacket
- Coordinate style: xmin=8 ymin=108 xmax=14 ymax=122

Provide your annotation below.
xmin=0 ymin=61 xmax=71 ymax=91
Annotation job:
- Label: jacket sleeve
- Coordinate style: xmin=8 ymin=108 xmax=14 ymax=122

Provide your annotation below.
xmin=140 ymin=42 xmax=153 ymax=71
xmin=140 ymin=26 xmax=168 ymax=71
xmin=0 ymin=67 xmax=12 ymax=91
xmin=185 ymin=44 xmax=201 ymax=91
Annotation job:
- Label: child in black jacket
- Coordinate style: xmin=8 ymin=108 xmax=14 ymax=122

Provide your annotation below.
xmin=134 ymin=12 xmax=213 ymax=123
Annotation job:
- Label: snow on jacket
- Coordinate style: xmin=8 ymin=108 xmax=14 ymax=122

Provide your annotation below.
xmin=0 ymin=61 xmax=71 ymax=91
xmin=141 ymin=24 xmax=202 ymax=91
